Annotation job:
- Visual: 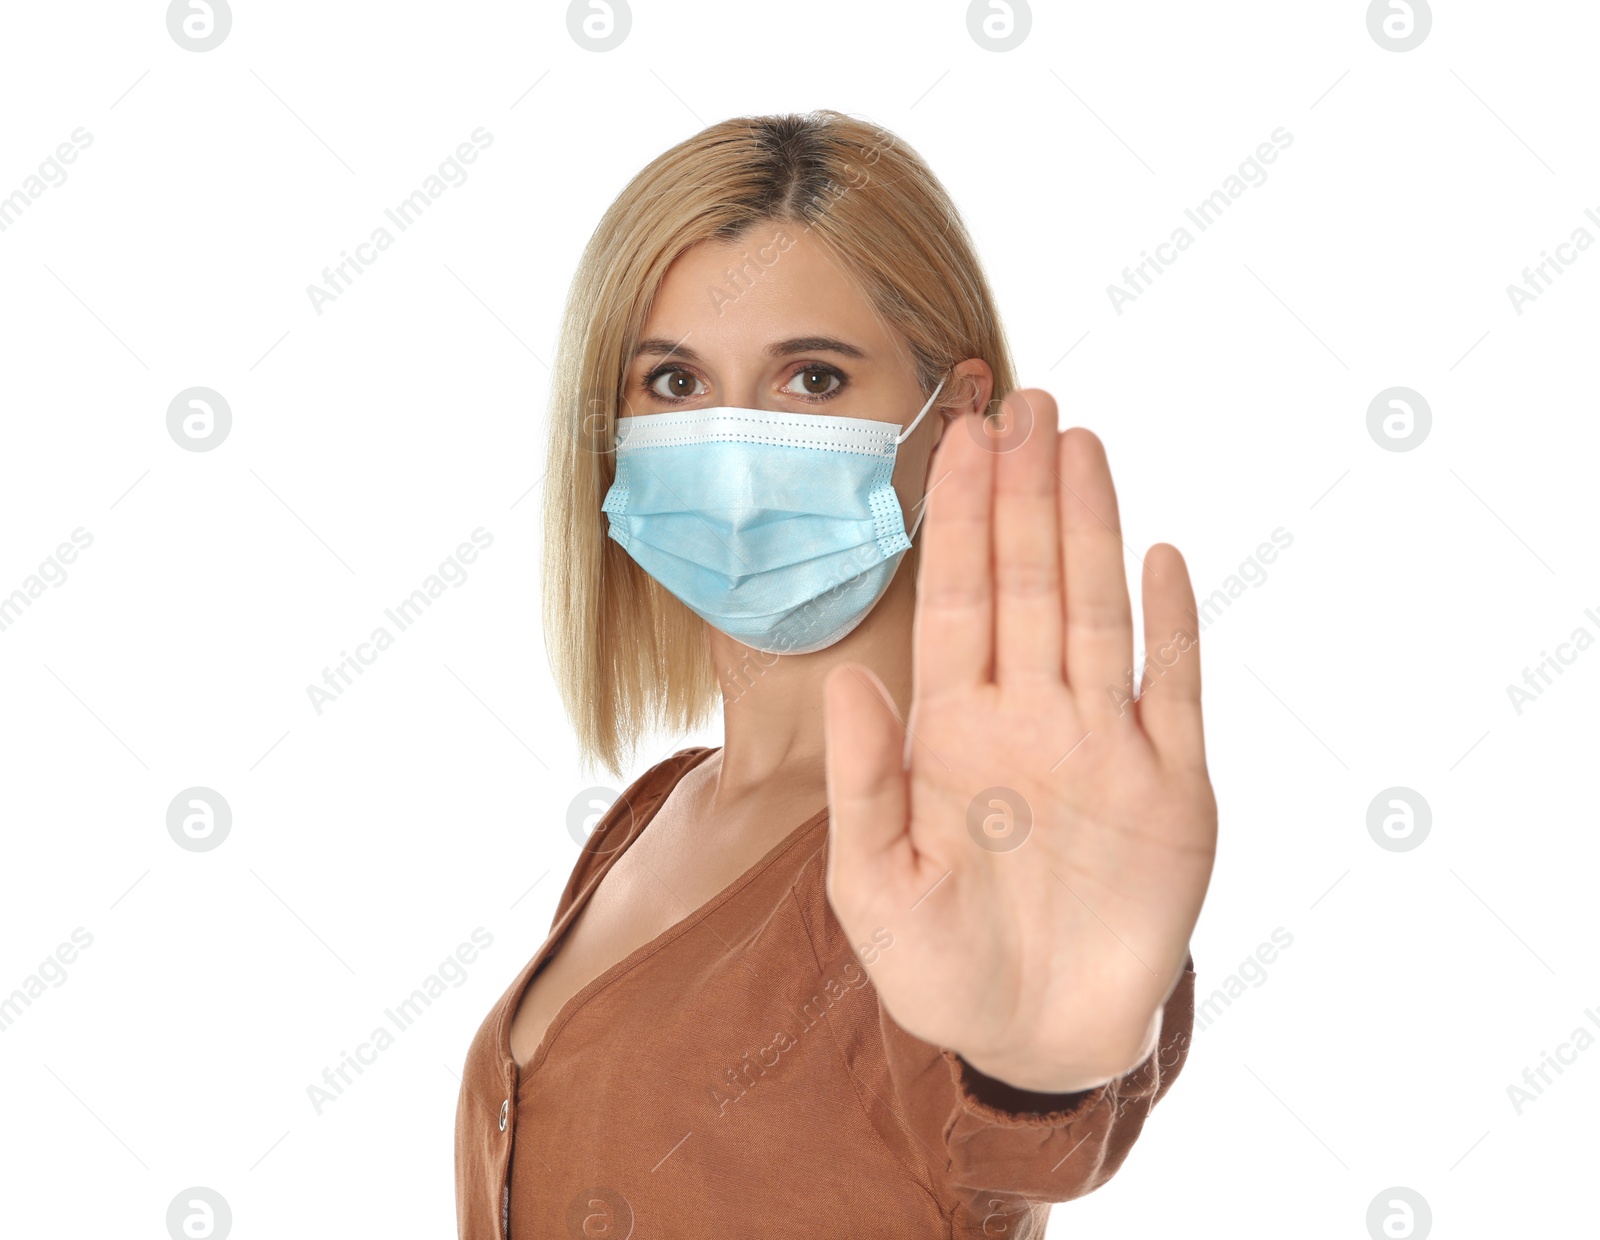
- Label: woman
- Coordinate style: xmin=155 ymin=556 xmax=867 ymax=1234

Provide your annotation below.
xmin=455 ymin=110 xmax=1216 ymax=1239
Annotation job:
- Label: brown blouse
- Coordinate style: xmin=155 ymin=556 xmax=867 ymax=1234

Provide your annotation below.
xmin=454 ymin=746 xmax=1195 ymax=1239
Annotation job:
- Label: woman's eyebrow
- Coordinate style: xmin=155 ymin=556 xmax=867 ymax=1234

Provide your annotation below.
xmin=633 ymin=337 xmax=701 ymax=362
xmin=765 ymin=336 xmax=866 ymax=359
xmin=631 ymin=336 xmax=869 ymax=363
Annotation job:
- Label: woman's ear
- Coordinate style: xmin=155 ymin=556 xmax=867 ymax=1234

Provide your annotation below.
xmin=931 ymin=358 xmax=995 ymax=446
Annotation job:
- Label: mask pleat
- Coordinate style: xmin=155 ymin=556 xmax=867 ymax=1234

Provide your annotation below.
xmin=597 ymin=395 xmax=931 ymax=652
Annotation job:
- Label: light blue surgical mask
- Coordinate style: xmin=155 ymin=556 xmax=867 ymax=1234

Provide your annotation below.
xmin=601 ymin=375 xmax=948 ymax=654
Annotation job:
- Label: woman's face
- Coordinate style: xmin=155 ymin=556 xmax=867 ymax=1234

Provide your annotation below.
xmin=622 ymin=224 xmax=991 ymax=532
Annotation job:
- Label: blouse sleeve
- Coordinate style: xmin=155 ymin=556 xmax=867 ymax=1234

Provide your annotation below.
xmin=875 ymin=953 xmax=1195 ymax=1209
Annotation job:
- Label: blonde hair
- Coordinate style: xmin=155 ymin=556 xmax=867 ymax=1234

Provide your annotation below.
xmin=543 ymin=109 xmax=1017 ymax=775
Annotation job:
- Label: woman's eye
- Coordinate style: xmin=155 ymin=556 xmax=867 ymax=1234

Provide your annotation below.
xmin=784 ymin=366 xmax=841 ymax=398
xmin=648 ymin=368 xmax=703 ymax=400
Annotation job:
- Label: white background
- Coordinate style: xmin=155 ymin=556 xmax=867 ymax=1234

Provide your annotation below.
xmin=1 ymin=1 xmax=1595 ymax=1236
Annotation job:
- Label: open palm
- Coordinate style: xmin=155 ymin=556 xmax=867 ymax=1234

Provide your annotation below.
xmin=823 ymin=388 xmax=1217 ymax=1093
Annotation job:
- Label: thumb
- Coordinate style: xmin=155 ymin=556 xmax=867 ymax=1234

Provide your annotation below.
xmin=823 ymin=663 xmax=911 ymax=888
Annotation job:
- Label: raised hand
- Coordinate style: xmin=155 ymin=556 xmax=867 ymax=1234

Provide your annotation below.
xmin=823 ymin=388 xmax=1217 ymax=1093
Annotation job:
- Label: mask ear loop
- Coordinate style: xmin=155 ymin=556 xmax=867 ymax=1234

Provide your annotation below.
xmin=894 ymin=371 xmax=951 ymax=541
xmin=893 ymin=373 xmax=949 ymax=446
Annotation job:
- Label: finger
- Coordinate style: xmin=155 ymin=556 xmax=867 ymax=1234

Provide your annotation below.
xmin=913 ymin=408 xmax=994 ymax=701
xmin=1058 ymin=428 xmax=1136 ymax=725
xmin=992 ymin=389 xmax=1065 ymax=685
xmin=1135 ymin=543 xmax=1206 ymax=768
xmin=823 ymin=662 xmax=914 ymax=901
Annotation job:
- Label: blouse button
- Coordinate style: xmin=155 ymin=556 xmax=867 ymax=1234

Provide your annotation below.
xmin=498 ymin=1098 xmax=509 ymax=1132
